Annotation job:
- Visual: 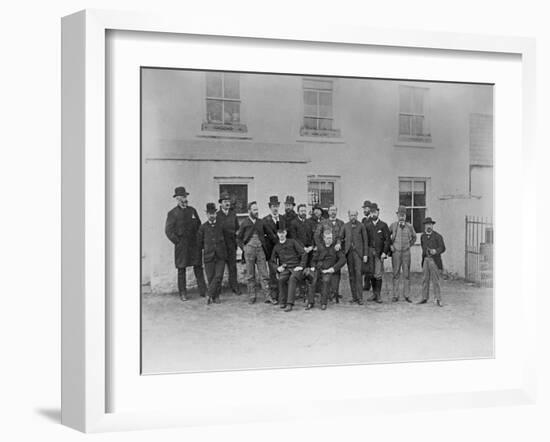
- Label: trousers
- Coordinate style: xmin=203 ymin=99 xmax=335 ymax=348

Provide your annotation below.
xmin=422 ymin=257 xmax=441 ymax=300
xmin=392 ymin=249 xmax=411 ymax=299
xmin=243 ymin=244 xmax=270 ymax=300
xmin=223 ymin=245 xmax=239 ymax=291
xmin=204 ymin=258 xmax=225 ymax=299
xmin=307 ymin=271 xmax=338 ymax=306
xmin=278 ymin=268 xmax=308 ymax=306
xmin=347 ymin=251 xmax=364 ymax=301
xmin=177 ymin=265 xmax=207 ymax=296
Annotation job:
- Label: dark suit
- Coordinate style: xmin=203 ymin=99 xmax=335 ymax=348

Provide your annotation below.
xmin=216 ymin=208 xmax=240 ymax=291
xmin=262 ymin=214 xmax=286 ymax=298
xmin=198 ymin=220 xmax=227 ymax=299
xmin=282 ymin=210 xmax=298 ymax=236
xmin=342 ymin=221 xmax=369 ymax=301
xmin=270 ymin=239 xmax=307 ymax=306
xmin=420 ymin=230 xmax=446 ymax=301
xmin=308 ymin=244 xmax=346 ymax=306
xmin=361 ymin=216 xmax=375 ymax=289
xmin=165 ymin=205 xmax=206 ymax=296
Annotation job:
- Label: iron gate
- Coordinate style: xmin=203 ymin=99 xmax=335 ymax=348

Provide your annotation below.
xmin=465 ymin=216 xmax=493 ymax=287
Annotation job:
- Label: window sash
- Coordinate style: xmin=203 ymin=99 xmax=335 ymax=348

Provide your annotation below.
xmin=399 ymin=178 xmax=427 ymax=232
xmin=303 ymin=80 xmax=334 ymax=129
xmin=206 ymin=73 xmax=241 ymax=124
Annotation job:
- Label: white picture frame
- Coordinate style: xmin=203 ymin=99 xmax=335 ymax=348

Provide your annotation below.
xmin=61 ymin=9 xmax=537 ymax=433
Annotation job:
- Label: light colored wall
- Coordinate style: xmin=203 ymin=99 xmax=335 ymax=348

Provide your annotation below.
xmin=142 ymin=70 xmax=493 ymax=291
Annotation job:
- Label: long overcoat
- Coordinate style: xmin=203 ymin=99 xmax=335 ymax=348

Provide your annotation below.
xmin=165 ymin=205 xmax=202 ymax=268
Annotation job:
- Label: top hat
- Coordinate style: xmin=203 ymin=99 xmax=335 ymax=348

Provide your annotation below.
xmin=268 ymin=195 xmax=280 ymax=206
xmin=362 ymin=200 xmax=372 ymax=209
xmin=173 ymin=186 xmax=189 ymax=197
xmin=396 ymin=205 xmax=407 ymax=215
xmin=423 ymin=217 xmax=436 ymax=225
xmin=284 ymin=195 xmax=296 ymax=206
xmin=370 ymin=202 xmax=380 ymax=211
xmin=218 ymin=191 xmax=231 ymax=203
xmin=206 ymin=202 xmax=217 ymax=214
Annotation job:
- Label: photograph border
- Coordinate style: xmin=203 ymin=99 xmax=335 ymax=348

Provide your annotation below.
xmin=61 ymin=9 xmax=537 ymax=432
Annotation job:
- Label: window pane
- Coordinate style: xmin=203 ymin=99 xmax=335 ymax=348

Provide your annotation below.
xmin=399 ymin=180 xmax=412 ymax=207
xmin=219 ymin=184 xmax=248 ymax=214
xmin=308 ymin=181 xmax=334 ymax=209
xmin=318 ymin=118 xmax=333 ymax=130
xmin=223 ymin=101 xmax=240 ymax=124
xmin=412 ymin=208 xmax=426 ymax=233
xmin=406 ymin=208 xmax=413 ymax=225
xmin=412 ymin=88 xmax=425 ymax=114
xmin=304 ymin=117 xmax=318 ymax=129
xmin=412 ymin=115 xmax=425 ymax=136
xmin=304 ymin=90 xmax=318 ymax=116
xmin=413 ymin=181 xmax=426 ymax=206
xmin=206 ymin=72 xmax=222 ymax=97
xmin=399 ymin=115 xmax=411 ymax=135
xmin=399 ymin=86 xmax=413 ymax=113
xmin=318 ymin=92 xmax=332 ymax=117
xmin=206 ymin=99 xmax=222 ymax=122
xmin=223 ymin=73 xmax=240 ymax=99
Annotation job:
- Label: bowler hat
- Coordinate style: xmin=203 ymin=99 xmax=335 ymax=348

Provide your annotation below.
xmin=396 ymin=205 xmax=407 ymax=215
xmin=312 ymin=204 xmax=323 ymax=212
xmin=370 ymin=202 xmax=380 ymax=211
xmin=423 ymin=217 xmax=436 ymax=225
xmin=206 ymin=202 xmax=217 ymax=213
xmin=362 ymin=200 xmax=372 ymax=209
xmin=173 ymin=186 xmax=189 ymax=197
xmin=218 ymin=191 xmax=231 ymax=203
xmin=285 ymin=195 xmax=296 ymax=206
xmin=276 ymin=225 xmax=287 ymax=233
xmin=268 ymin=195 xmax=280 ymax=206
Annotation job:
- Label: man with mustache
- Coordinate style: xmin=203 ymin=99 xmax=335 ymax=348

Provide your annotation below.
xmin=417 ymin=217 xmax=446 ymax=307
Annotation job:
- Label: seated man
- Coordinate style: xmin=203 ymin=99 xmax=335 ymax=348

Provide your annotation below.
xmin=270 ymin=227 xmax=308 ymax=312
xmin=306 ymin=232 xmax=346 ymax=311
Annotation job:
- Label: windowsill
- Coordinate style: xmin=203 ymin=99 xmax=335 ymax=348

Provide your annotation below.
xmin=394 ymin=136 xmax=434 ymax=149
xmin=297 ymin=136 xmax=346 ymax=144
xmin=197 ymin=130 xmax=252 ymax=140
xmin=198 ymin=122 xmax=250 ymax=140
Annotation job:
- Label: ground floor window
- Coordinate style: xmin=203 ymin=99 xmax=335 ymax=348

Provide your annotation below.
xmin=218 ymin=183 xmax=248 ymax=216
xmin=398 ymin=178 xmax=427 ymax=233
xmin=308 ymin=178 xmax=335 ymax=211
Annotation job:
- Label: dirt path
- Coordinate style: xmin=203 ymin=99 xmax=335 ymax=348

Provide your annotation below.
xmin=141 ymin=274 xmax=493 ymax=374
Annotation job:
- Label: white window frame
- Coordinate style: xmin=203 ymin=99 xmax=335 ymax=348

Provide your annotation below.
xmin=397 ymin=85 xmax=432 ymax=144
xmin=213 ymin=176 xmax=254 ymax=218
xmin=307 ymin=175 xmax=340 ymax=212
xmin=398 ymin=177 xmax=429 ymax=238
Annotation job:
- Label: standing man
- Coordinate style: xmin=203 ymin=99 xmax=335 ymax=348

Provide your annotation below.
xmin=164 ymin=186 xmax=207 ymax=301
xmin=197 ymin=203 xmax=227 ymax=304
xmin=342 ymin=210 xmax=369 ymax=305
xmin=307 ymin=204 xmax=324 ymax=237
xmin=270 ymin=227 xmax=308 ymax=312
xmin=365 ymin=203 xmax=391 ymax=303
xmin=417 ymin=217 xmax=446 ymax=307
xmin=282 ymin=195 xmax=298 ymax=234
xmin=361 ymin=200 xmax=373 ymax=291
xmin=306 ymin=232 xmax=347 ymax=310
xmin=389 ymin=206 xmax=417 ymax=303
xmin=216 ymin=191 xmax=241 ymax=295
xmin=263 ymin=196 xmax=286 ymax=302
xmin=314 ymin=205 xmax=345 ymax=302
xmin=237 ymin=202 xmax=275 ymax=304
xmin=289 ymin=203 xmax=315 ymax=301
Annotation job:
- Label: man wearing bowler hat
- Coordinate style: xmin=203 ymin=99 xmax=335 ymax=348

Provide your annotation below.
xmin=389 ymin=205 xmax=417 ymax=303
xmin=282 ymin=195 xmax=298 ymax=233
xmin=216 ymin=191 xmax=241 ymax=295
xmin=198 ymin=203 xmax=227 ymax=304
xmin=417 ymin=217 xmax=446 ymax=307
xmin=263 ymin=196 xmax=286 ymax=301
xmin=164 ymin=186 xmax=207 ymax=301
xmin=364 ymin=203 xmax=391 ymax=303
xmin=361 ymin=200 xmax=374 ymax=291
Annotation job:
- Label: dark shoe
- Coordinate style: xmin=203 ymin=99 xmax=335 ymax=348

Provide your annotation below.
xmin=213 ymin=297 xmax=221 ymax=304
xmin=206 ymin=296 xmax=213 ymax=305
xmin=435 ymin=299 xmax=443 ymax=307
xmin=179 ymin=292 xmax=188 ymax=302
xmin=375 ymin=297 xmax=383 ymax=304
xmin=248 ymin=297 xmax=256 ymax=304
xmin=279 ymin=303 xmax=287 ymax=309
xmin=416 ymin=299 xmax=427 ymax=305
xmin=404 ymin=297 xmax=412 ymax=303
xmin=334 ymin=295 xmax=340 ymax=304
xmin=305 ymin=303 xmax=314 ymax=310
xmin=284 ymin=304 xmax=293 ymax=312
xmin=391 ymin=297 xmax=398 ymax=302
xmin=200 ymin=292 xmax=206 ymax=298
xmin=321 ymin=304 xmax=327 ymax=310
xmin=357 ymin=299 xmax=364 ymax=306
xmin=349 ymin=299 xmax=358 ymax=305
xmin=232 ymin=287 xmax=242 ymax=295
xmin=366 ymin=293 xmax=377 ymax=302
xmin=264 ymin=296 xmax=274 ymax=304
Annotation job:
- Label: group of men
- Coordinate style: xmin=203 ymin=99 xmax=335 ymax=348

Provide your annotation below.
xmin=164 ymin=186 xmax=446 ymax=310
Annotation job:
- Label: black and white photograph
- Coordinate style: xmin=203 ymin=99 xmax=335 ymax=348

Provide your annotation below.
xmin=140 ymin=68 xmax=494 ymax=374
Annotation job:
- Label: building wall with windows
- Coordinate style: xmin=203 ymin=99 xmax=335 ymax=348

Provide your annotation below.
xmin=142 ymin=69 xmax=493 ymax=292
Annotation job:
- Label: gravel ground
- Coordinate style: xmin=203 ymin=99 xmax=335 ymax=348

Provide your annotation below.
xmin=141 ymin=272 xmax=493 ymax=374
